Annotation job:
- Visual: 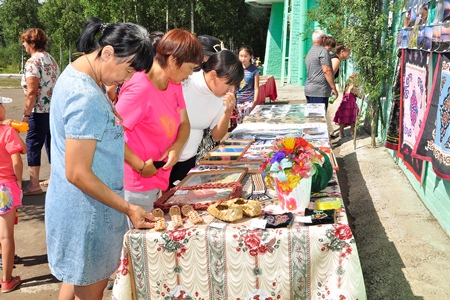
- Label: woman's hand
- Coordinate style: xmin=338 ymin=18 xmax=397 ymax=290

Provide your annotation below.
xmin=223 ymin=90 xmax=236 ymax=115
xmin=140 ymin=159 xmax=159 ymax=177
xmin=159 ymin=146 xmax=181 ymax=169
xmin=127 ymin=203 xmax=156 ymax=229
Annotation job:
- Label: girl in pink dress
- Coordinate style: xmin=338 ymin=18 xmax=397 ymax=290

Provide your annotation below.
xmin=0 ymin=98 xmax=27 ymax=293
xmin=333 ymin=75 xmax=362 ymax=137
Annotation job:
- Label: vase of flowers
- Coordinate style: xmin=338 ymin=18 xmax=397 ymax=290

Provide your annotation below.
xmin=262 ymin=137 xmax=324 ymax=212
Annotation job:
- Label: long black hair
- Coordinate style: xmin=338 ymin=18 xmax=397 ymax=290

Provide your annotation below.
xmin=200 ymin=50 xmax=244 ymax=88
xmin=76 ymin=17 xmax=153 ymax=72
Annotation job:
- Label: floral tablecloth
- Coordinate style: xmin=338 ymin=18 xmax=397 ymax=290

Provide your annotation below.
xmin=111 ymin=185 xmax=366 ymax=300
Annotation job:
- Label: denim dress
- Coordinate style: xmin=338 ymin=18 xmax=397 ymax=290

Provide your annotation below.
xmin=45 ymin=64 xmax=127 ymax=285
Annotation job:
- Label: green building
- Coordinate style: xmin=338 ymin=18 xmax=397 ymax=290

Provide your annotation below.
xmin=245 ymin=0 xmax=317 ymax=86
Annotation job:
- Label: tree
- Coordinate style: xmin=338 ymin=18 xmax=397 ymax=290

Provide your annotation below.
xmin=0 ymin=0 xmax=42 ymax=71
xmin=39 ymin=0 xmax=85 ymax=67
xmin=0 ymin=0 xmax=271 ymax=71
xmin=307 ymin=0 xmax=399 ymax=147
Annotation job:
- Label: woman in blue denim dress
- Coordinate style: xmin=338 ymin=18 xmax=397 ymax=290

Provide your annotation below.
xmin=45 ymin=17 xmax=155 ymax=299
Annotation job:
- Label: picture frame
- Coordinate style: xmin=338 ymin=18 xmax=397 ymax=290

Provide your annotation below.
xmin=208 ymin=145 xmax=247 ymax=156
xmin=178 ymin=168 xmax=248 ymax=187
xmin=230 ymin=161 xmax=263 ymax=173
xmin=221 ymin=139 xmax=254 ymax=146
xmin=154 ymin=182 xmax=242 ymax=211
xmin=199 ymin=142 xmax=252 ymax=164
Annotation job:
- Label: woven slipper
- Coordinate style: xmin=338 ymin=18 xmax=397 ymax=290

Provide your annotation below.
xmin=181 ymin=205 xmax=203 ymax=224
xmin=169 ymin=205 xmax=184 ymax=228
xmin=23 ymin=187 xmax=44 ymax=196
xmin=152 ymin=208 xmax=167 ymax=231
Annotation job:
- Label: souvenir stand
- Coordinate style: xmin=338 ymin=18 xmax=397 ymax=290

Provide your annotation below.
xmin=112 ymin=104 xmax=367 ymax=300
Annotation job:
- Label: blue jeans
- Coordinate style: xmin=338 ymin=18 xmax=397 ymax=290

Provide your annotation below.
xmin=306 ymin=96 xmax=329 ymax=111
xmin=26 ymin=112 xmax=51 ymax=166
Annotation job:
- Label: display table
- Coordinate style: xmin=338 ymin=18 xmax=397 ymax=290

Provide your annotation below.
xmin=112 ymin=103 xmax=366 ymax=300
xmin=256 ymin=75 xmax=277 ymax=105
xmin=111 ymin=176 xmax=366 ymax=299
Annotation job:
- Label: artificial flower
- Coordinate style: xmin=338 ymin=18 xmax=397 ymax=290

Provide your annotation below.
xmin=263 ymin=136 xmax=324 ymax=193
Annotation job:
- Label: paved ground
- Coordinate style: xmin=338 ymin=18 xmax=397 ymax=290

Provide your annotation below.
xmin=1 ymin=84 xmax=450 ymax=299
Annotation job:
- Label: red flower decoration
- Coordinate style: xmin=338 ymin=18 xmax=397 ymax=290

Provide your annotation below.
xmin=169 ymin=229 xmax=187 ymax=242
xmin=334 ymin=224 xmax=353 ymax=240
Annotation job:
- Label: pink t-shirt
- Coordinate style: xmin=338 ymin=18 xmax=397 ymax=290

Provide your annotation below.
xmin=116 ymin=71 xmax=186 ymax=191
xmin=0 ymin=125 xmax=23 ymax=183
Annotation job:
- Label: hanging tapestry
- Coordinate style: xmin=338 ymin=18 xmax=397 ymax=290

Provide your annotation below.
xmin=414 ymin=53 xmax=450 ymax=179
xmin=398 ymin=49 xmax=428 ymax=181
xmin=386 ymin=51 xmax=403 ymax=150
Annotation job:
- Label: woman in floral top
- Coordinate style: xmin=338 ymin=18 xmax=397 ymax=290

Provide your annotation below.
xmin=20 ymin=28 xmax=60 ymax=195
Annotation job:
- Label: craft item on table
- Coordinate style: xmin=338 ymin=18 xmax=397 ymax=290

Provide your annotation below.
xmin=303 ymin=208 xmax=336 ymax=226
xmin=262 ymin=136 xmax=325 ymax=212
xmin=241 ymin=174 xmax=253 ymax=199
xmin=247 ymin=193 xmax=272 ymax=201
xmin=154 ymin=182 xmax=242 ymax=212
xmin=207 ymin=198 xmax=261 ymax=222
xmin=232 ymin=198 xmax=262 ymax=217
xmin=311 ymin=148 xmax=333 ymax=193
xmin=188 ymin=164 xmax=228 ymax=173
xmin=152 ymin=208 xmax=167 ymax=231
xmin=230 ymin=161 xmax=263 ymax=173
xmin=252 ymin=173 xmax=266 ymax=194
xmin=264 ymin=212 xmax=294 ymax=228
xmin=207 ymin=200 xmax=243 ymax=222
xmin=208 ymin=146 xmax=246 ymax=156
xmin=199 ymin=142 xmax=253 ymax=164
xmin=169 ymin=205 xmax=184 ymax=228
xmin=221 ymin=139 xmax=254 ymax=146
xmin=181 ymin=205 xmax=203 ymax=224
xmin=314 ymin=197 xmax=342 ymax=210
xmin=178 ymin=168 xmax=247 ymax=187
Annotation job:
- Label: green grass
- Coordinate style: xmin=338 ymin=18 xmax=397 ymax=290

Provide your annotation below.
xmin=0 ymin=78 xmax=21 ymax=88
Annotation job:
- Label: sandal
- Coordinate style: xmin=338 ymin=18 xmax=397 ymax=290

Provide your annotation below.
xmin=181 ymin=205 xmax=203 ymax=224
xmin=1 ymin=276 xmax=21 ymax=293
xmin=152 ymin=208 xmax=167 ymax=231
xmin=169 ymin=205 xmax=184 ymax=228
xmin=23 ymin=186 xmax=44 ymax=196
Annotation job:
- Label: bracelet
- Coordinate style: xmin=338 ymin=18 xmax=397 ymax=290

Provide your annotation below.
xmin=23 ymin=114 xmax=30 ymax=118
xmin=138 ymin=161 xmax=146 ymax=175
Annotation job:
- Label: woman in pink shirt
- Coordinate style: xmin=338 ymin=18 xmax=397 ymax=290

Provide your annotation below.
xmin=115 ymin=29 xmax=203 ymax=214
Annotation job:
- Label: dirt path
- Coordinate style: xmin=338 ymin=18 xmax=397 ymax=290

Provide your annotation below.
xmin=328 ymin=95 xmax=450 ymax=299
xmin=2 ymin=86 xmax=450 ymax=299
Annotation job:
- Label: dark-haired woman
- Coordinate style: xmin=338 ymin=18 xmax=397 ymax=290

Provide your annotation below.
xmin=236 ymin=45 xmax=260 ymax=124
xmin=20 ymin=28 xmax=60 ymax=195
xmin=115 ymin=29 xmax=204 ymax=212
xmin=169 ymin=50 xmax=244 ymax=187
xmin=45 ymin=17 xmax=155 ymax=299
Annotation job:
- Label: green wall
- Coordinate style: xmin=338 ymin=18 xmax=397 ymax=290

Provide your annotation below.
xmin=264 ymin=0 xmax=316 ymax=83
xmin=264 ymin=3 xmax=284 ymax=78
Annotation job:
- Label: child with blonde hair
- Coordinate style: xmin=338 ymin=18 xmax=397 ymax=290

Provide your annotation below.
xmin=333 ymin=74 xmax=362 ymax=137
xmin=0 ymin=97 xmax=27 ymax=293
